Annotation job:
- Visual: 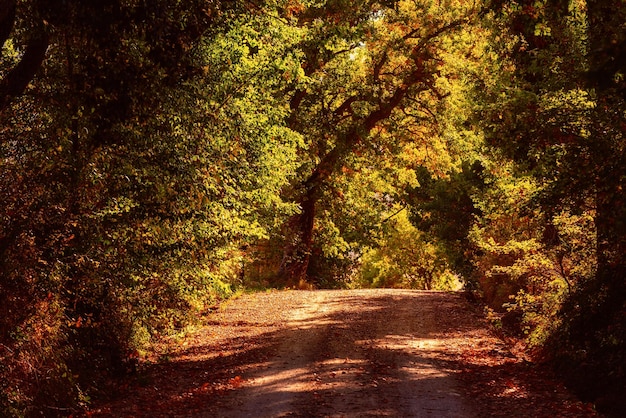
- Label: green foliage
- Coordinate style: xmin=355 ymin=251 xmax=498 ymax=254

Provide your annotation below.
xmin=407 ymin=161 xmax=485 ymax=283
xmin=470 ymin=2 xmax=626 ymax=412
xmin=274 ymin=0 xmax=483 ymax=284
xmin=356 ymin=209 xmax=458 ymax=290
xmin=469 ymin=158 xmax=597 ymax=345
xmin=2 ymin=0 xmax=626 ymax=415
xmin=1 ymin=1 xmax=306 ymax=414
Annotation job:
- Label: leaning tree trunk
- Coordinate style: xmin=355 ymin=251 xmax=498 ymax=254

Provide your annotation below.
xmin=277 ymin=16 xmax=468 ymax=286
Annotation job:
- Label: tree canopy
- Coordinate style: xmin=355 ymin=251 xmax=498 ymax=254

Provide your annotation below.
xmin=1 ymin=0 xmax=625 ymax=416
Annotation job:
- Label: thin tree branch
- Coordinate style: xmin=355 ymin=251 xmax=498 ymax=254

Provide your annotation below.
xmin=381 ymin=205 xmax=407 ymax=224
xmin=411 ymin=18 xmax=468 ymax=61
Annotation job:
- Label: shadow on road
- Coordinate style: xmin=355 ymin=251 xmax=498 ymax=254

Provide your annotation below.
xmin=88 ymin=290 xmax=595 ymax=418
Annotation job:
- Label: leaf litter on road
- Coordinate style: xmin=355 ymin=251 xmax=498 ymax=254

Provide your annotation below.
xmin=85 ymin=289 xmax=598 ymax=418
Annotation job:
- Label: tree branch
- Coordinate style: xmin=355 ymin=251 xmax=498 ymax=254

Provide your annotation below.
xmin=0 ymin=0 xmax=16 ymax=50
xmin=333 ymin=96 xmax=358 ymax=118
xmin=411 ymin=18 xmax=468 ymax=61
xmin=381 ymin=205 xmax=407 ymax=224
xmin=301 ymin=16 xmax=470 ymax=199
xmin=373 ymin=51 xmax=388 ymax=82
xmin=0 ymin=26 xmax=49 ymax=112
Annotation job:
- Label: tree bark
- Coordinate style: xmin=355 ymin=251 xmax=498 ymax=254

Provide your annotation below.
xmin=0 ymin=0 xmax=16 ymax=50
xmin=279 ymin=68 xmax=425 ymax=284
xmin=277 ymin=15 xmax=468 ymax=285
xmin=587 ymin=0 xmax=626 ymax=296
xmin=0 ymin=23 xmax=49 ymax=112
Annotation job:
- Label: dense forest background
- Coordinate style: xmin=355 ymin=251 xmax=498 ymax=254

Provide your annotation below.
xmin=1 ymin=0 xmax=625 ymax=416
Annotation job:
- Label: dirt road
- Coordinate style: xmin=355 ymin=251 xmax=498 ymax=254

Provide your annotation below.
xmin=90 ymin=290 xmax=597 ymax=417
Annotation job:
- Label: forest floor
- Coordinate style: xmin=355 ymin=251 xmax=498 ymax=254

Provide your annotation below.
xmin=85 ymin=289 xmax=599 ymax=417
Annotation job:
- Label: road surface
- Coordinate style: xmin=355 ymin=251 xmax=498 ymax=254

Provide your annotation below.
xmin=89 ymin=289 xmax=596 ymax=417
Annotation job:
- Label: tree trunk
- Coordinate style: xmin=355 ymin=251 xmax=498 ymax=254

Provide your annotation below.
xmin=587 ymin=0 xmax=626 ymax=309
xmin=553 ymin=0 xmax=626 ymax=398
xmin=279 ymin=186 xmax=318 ymax=286
xmin=0 ymin=19 xmax=49 ymax=112
xmin=277 ymin=16 xmax=468 ymax=285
